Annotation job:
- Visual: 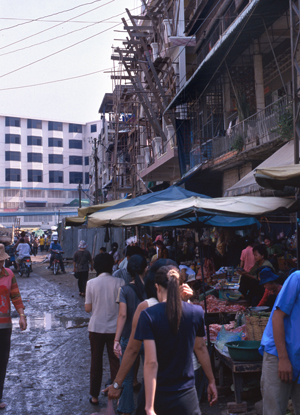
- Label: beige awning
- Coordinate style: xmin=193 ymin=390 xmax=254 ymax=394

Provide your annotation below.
xmin=254 ymin=165 xmax=300 ymax=190
xmin=65 ymin=217 xmax=86 ymax=227
xmin=78 ymin=199 xmax=127 ymax=217
xmin=88 ymin=195 xmax=296 ymax=228
xmin=225 ymin=141 xmax=295 ymax=196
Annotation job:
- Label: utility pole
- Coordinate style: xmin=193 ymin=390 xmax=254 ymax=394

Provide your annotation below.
xmin=94 ymin=137 xmax=99 ymax=205
xmin=78 ymin=182 xmax=82 ymax=208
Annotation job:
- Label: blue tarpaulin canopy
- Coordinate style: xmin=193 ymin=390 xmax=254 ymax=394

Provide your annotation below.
xmin=99 ymin=186 xmax=210 ymax=212
xmin=90 ymin=187 xmax=260 ymax=228
xmin=144 ymin=215 xmax=260 ymax=228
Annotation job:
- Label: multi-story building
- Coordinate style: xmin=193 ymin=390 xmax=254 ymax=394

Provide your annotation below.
xmin=0 ymin=115 xmax=101 ymax=229
xmin=166 ymin=0 xmax=297 ymax=197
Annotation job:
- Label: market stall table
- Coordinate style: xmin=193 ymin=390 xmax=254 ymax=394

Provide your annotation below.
xmin=214 ymin=345 xmax=262 ymax=413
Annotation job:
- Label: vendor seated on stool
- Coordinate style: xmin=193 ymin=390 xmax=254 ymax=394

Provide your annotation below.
xmin=257 ymin=267 xmax=282 ymax=309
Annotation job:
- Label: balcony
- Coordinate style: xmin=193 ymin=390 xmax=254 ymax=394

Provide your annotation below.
xmin=190 ymin=96 xmax=291 ymax=165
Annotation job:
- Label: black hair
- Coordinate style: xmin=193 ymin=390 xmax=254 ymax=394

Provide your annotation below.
xmin=94 ymin=253 xmax=114 ymax=275
xmin=245 ymin=237 xmax=254 ymax=246
xmin=155 ymin=265 xmax=182 ymax=334
xmin=253 ymin=244 xmax=268 ymax=259
xmin=126 ymin=245 xmax=145 ymax=258
xmin=264 ymin=235 xmax=273 ymax=243
xmin=127 ymin=255 xmax=147 ymax=302
xmin=144 ymin=259 xmax=178 ymax=300
xmin=20 ymin=238 xmax=25 ymax=243
xmin=112 ymin=242 xmax=118 ymax=250
xmin=100 ymin=247 xmax=106 ymax=252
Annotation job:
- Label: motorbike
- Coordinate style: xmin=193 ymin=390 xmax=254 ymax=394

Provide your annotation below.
xmin=52 ymin=250 xmax=64 ymax=275
xmin=19 ymin=256 xmax=32 ymax=278
xmin=5 ymin=244 xmax=17 ymax=270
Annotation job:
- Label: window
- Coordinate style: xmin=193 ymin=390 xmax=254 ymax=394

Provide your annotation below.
xmin=91 ymin=124 xmax=97 ymax=133
xmin=5 ymin=151 xmax=21 ymax=161
xmin=69 ymin=172 xmax=83 ymax=184
xmin=26 ymin=189 xmax=45 ymax=198
xmin=27 ymin=136 xmax=42 ymax=146
xmin=68 ymin=190 xmax=78 ymax=198
xmin=6 ymin=168 xmax=21 ymax=181
xmin=3 ymin=202 xmax=19 ymax=209
xmin=4 ymin=189 xmax=22 ymax=197
xmin=48 ymin=137 xmax=63 ymax=147
xmin=48 ymin=190 xmax=65 ymax=198
xmin=0 ymin=216 xmax=17 ymax=224
xmin=69 ymin=156 xmax=83 ymax=165
xmin=5 ymin=134 xmax=20 ymax=144
xmin=5 ymin=117 xmax=20 ymax=127
xmin=23 ymin=215 xmax=53 ymax=223
xmin=28 ymin=169 xmax=43 ymax=182
xmin=69 ymin=124 xmax=82 ymax=133
xmin=48 ymin=121 xmax=62 ymax=131
xmin=49 ymin=171 xmax=63 ymax=183
xmin=85 ymin=156 xmax=89 ymax=165
xmin=27 ymin=119 xmax=42 ymax=129
xmin=69 ymin=140 xmax=82 ymax=149
xmin=28 ymin=153 xmax=42 ymax=162
xmin=49 ymin=154 xmax=63 ymax=164
xmin=85 ymin=172 xmax=89 ymax=184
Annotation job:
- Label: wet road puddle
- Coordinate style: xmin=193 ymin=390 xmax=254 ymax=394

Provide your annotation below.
xmin=12 ymin=314 xmax=89 ymax=331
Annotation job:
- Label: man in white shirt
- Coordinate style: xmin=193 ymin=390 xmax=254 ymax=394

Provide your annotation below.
xmin=85 ymin=253 xmax=125 ymax=406
xmin=16 ymin=238 xmax=31 ymax=271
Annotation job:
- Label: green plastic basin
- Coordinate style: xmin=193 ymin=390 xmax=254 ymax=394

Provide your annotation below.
xmin=225 ymin=340 xmax=262 ymax=361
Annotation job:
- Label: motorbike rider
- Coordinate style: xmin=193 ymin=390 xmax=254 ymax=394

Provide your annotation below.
xmin=15 ymin=238 xmax=32 ymax=272
xmin=48 ymin=236 xmax=66 ymax=273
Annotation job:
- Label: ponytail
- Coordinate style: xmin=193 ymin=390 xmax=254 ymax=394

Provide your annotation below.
xmin=155 ymin=265 xmax=182 ymax=334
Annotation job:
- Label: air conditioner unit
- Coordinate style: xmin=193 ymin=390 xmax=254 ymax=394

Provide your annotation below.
xmin=144 ymin=147 xmax=150 ymax=165
xmin=152 ymin=137 xmax=162 ymax=157
xmin=137 ymin=155 xmax=145 ymax=172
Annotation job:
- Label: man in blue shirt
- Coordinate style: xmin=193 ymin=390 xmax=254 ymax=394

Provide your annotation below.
xmin=260 ymin=270 xmax=300 ymax=415
xmin=48 ymin=236 xmax=65 ymax=273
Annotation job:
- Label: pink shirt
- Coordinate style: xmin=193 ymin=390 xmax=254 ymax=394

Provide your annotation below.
xmin=240 ymin=245 xmax=256 ymax=272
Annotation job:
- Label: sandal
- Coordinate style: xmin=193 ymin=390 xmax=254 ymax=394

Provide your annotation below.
xmin=0 ymin=400 xmax=7 ymax=409
xmin=89 ymin=397 xmax=99 ymax=406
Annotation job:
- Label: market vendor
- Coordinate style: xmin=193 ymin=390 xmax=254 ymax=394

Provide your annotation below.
xmin=264 ymin=236 xmax=283 ymax=271
xmin=238 ymin=244 xmax=275 ymax=305
xmin=257 ymin=267 xmax=282 ymax=309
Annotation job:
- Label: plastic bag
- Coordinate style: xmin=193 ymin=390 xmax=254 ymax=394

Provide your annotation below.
xmin=215 ymin=326 xmax=242 ymax=351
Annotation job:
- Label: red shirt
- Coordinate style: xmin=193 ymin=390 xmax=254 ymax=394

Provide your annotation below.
xmin=240 ymin=245 xmax=256 ymax=272
xmin=0 ymin=267 xmax=24 ymax=329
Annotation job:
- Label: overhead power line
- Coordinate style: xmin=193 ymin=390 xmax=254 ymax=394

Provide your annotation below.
xmin=0 ymin=21 xmax=123 ymax=80
xmin=0 ymin=0 xmax=116 ymax=51
xmin=0 ymin=3 xmax=131 ymax=57
xmin=0 ymin=0 xmax=107 ymax=32
xmin=0 ymin=68 xmax=113 ymax=90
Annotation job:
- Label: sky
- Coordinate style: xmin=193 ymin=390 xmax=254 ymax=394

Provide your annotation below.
xmin=0 ymin=0 xmax=138 ymax=123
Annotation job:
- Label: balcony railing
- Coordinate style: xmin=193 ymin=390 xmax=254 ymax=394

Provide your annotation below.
xmin=190 ymin=96 xmax=291 ymax=165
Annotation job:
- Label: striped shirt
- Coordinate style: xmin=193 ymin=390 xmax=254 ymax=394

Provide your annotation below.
xmin=0 ymin=267 xmax=24 ymax=329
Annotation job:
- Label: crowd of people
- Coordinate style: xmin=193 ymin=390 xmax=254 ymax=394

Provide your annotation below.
xmin=1 ymin=226 xmax=300 ymax=414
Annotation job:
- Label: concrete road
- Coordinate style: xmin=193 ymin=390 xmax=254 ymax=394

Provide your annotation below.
xmin=3 ymin=256 xmax=112 ymax=415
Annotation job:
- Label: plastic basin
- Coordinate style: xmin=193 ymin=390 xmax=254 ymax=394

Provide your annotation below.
xmin=225 ymin=340 xmax=262 ymax=361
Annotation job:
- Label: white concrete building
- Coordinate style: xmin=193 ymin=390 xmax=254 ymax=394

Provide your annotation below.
xmin=0 ymin=115 xmax=101 ymax=229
